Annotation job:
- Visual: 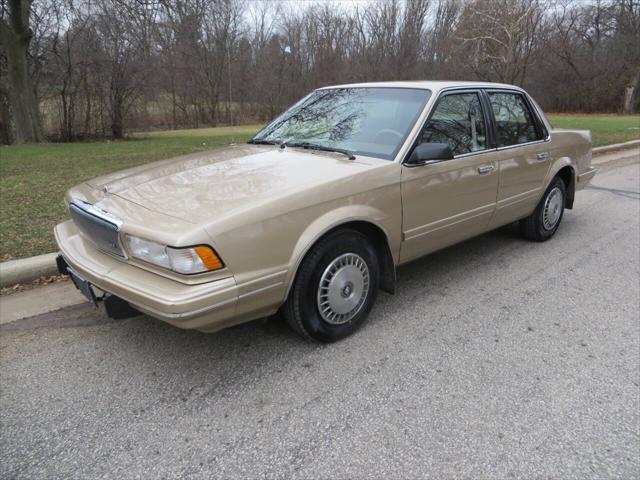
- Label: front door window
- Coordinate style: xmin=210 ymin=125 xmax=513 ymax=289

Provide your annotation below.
xmin=419 ymin=92 xmax=487 ymax=156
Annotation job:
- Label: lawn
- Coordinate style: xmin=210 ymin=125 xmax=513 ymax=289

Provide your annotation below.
xmin=1 ymin=115 xmax=638 ymax=261
xmin=548 ymin=114 xmax=640 ymax=146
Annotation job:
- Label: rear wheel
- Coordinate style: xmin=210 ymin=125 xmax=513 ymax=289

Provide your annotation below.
xmin=283 ymin=229 xmax=380 ymax=342
xmin=520 ymin=176 xmax=566 ymax=242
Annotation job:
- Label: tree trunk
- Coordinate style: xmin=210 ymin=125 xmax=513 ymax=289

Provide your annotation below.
xmin=0 ymin=84 xmax=13 ymax=145
xmin=110 ymin=76 xmax=124 ymax=139
xmin=0 ymin=0 xmax=44 ymax=143
xmin=61 ymin=86 xmax=69 ymax=141
xmin=623 ymin=70 xmax=639 ymax=114
xmin=111 ymin=102 xmax=124 ymax=139
xmin=171 ymin=90 xmax=177 ymax=130
xmin=82 ymin=71 xmax=92 ymax=136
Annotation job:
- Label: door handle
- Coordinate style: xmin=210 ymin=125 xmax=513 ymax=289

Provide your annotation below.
xmin=478 ymin=165 xmax=495 ymax=174
xmin=536 ymin=152 xmax=549 ymax=160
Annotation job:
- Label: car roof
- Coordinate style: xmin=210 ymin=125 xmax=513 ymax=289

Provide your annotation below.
xmin=318 ymin=80 xmax=524 ymax=93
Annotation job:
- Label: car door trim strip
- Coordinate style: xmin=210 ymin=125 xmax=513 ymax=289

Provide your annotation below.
xmin=403 ymin=203 xmax=496 ymax=241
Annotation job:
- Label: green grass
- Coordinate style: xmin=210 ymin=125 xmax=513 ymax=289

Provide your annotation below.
xmin=0 ymin=125 xmax=261 ymax=261
xmin=548 ymin=114 xmax=640 ymax=147
xmin=1 ymin=115 xmax=638 ymax=261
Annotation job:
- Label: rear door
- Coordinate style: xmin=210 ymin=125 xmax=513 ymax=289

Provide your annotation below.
xmin=400 ymin=90 xmax=499 ymax=263
xmin=484 ymin=90 xmax=552 ymax=228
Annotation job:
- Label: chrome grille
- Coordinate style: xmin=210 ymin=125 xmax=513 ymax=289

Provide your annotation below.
xmin=69 ymin=202 xmax=124 ymax=257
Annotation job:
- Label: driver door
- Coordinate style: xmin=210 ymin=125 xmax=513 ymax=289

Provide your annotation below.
xmin=400 ymin=90 xmax=499 ymax=263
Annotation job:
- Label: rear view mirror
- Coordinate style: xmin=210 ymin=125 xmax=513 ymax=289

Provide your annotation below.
xmin=407 ymin=142 xmax=454 ymax=165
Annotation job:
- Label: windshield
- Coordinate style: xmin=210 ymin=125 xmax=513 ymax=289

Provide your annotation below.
xmin=252 ymin=87 xmax=431 ymax=160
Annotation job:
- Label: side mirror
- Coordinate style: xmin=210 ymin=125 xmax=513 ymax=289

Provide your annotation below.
xmin=407 ymin=142 xmax=454 ymax=165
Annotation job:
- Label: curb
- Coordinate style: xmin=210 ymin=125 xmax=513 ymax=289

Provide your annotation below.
xmin=592 ymin=140 xmax=640 ymax=156
xmin=0 ymin=253 xmax=60 ymax=288
xmin=1 ymin=140 xmax=639 ymax=289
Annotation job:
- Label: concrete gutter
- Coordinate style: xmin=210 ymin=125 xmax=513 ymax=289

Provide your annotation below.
xmin=0 ymin=281 xmax=86 ymax=324
xmin=0 ymin=139 xmax=639 ymax=289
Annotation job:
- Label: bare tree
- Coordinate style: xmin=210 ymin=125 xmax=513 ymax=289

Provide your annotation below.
xmin=44 ymin=0 xmax=93 ymax=140
xmin=1 ymin=0 xmax=637 ymax=144
xmin=456 ymin=0 xmax=546 ymax=86
xmin=197 ymin=0 xmax=243 ymax=125
xmin=91 ymin=0 xmax=156 ymax=138
xmin=423 ymin=0 xmax=461 ymax=76
xmin=616 ymin=0 xmax=640 ymax=113
xmin=0 ymin=0 xmax=44 ymax=142
xmin=397 ymin=0 xmax=430 ymax=77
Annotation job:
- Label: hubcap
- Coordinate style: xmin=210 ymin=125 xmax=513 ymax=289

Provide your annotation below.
xmin=317 ymin=253 xmax=370 ymax=325
xmin=542 ymin=186 xmax=563 ymax=230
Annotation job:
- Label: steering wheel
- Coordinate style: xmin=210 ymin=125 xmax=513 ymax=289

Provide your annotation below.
xmin=374 ymin=128 xmax=403 ymax=143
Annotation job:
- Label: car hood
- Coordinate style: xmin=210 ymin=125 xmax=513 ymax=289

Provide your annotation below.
xmin=87 ymin=145 xmax=381 ymax=224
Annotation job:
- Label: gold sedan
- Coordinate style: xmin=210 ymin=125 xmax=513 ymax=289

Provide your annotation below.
xmin=55 ymin=81 xmax=596 ymax=341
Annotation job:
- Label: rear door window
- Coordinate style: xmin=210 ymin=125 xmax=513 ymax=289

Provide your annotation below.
xmin=488 ymin=92 xmax=542 ymax=147
xmin=419 ymin=92 xmax=487 ymax=156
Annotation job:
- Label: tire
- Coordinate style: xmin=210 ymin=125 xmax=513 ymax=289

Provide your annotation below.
xmin=283 ymin=229 xmax=380 ymax=342
xmin=520 ymin=176 xmax=566 ymax=242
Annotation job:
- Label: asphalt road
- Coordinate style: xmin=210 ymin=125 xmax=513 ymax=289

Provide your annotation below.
xmin=1 ymin=159 xmax=639 ymax=479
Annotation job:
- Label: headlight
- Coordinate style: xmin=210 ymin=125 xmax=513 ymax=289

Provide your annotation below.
xmin=125 ymin=235 xmax=224 ymax=274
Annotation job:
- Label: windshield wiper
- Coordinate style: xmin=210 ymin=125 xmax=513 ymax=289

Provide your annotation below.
xmin=247 ymin=138 xmax=280 ymax=145
xmin=284 ymin=141 xmax=356 ymax=160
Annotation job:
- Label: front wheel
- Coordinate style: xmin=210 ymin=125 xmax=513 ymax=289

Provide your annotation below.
xmin=520 ymin=176 xmax=566 ymax=242
xmin=283 ymin=229 xmax=380 ymax=342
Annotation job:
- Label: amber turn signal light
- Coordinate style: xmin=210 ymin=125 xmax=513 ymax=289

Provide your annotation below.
xmin=194 ymin=246 xmax=224 ymax=271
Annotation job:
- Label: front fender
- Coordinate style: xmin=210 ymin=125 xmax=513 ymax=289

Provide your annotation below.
xmin=284 ymin=204 xmax=401 ymax=297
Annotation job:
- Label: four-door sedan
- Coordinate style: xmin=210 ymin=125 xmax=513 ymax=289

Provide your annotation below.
xmin=55 ymin=81 xmax=596 ymax=342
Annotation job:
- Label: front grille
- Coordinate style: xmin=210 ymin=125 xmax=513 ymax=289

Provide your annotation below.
xmin=69 ymin=202 xmax=124 ymax=257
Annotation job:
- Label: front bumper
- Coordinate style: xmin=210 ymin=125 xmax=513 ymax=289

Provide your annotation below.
xmin=57 ymin=255 xmax=141 ymax=319
xmin=55 ymin=220 xmax=239 ymax=332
